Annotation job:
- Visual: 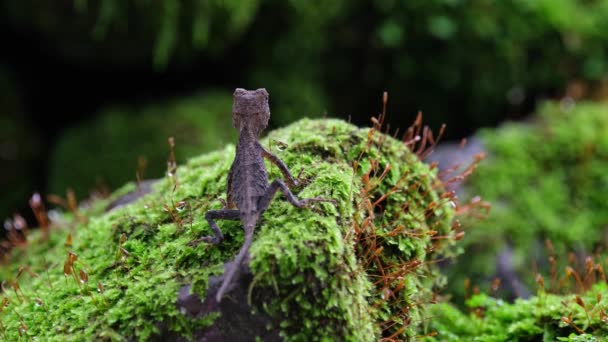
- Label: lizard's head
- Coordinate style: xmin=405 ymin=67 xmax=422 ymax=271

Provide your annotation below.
xmin=232 ymin=88 xmax=270 ymax=136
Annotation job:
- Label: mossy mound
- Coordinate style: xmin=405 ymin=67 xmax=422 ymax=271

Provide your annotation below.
xmin=1 ymin=118 xmax=455 ymax=340
xmin=449 ymin=101 xmax=608 ymax=299
xmin=48 ymin=91 xmax=236 ymax=199
xmin=424 ymin=282 xmax=608 ymax=341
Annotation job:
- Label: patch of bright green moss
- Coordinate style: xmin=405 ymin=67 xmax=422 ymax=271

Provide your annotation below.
xmin=449 ymin=101 xmax=608 ymax=299
xmin=2 ymin=118 xmax=455 ymax=340
xmin=424 ymin=283 xmax=608 ymax=341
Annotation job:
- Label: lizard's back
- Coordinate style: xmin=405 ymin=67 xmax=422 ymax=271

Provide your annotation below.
xmin=231 ymin=141 xmax=268 ymax=222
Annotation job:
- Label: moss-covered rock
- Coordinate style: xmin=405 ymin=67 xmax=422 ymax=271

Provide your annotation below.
xmin=1 ymin=118 xmax=456 ymax=340
xmin=448 ymin=101 xmax=608 ymax=299
xmin=48 ymin=91 xmax=236 ymax=199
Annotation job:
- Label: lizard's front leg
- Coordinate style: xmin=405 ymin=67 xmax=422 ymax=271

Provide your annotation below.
xmin=257 ymin=179 xmax=334 ymax=213
xmin=188 ymin=209 xmax=239 ymax=246
xmin=261 ymin=146 xmax=299 ymax=188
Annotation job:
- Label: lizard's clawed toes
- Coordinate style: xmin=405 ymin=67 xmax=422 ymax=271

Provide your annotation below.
xmin=188 ymin=236 xmax=222 ymax=246
xmin=312 ymin=197 xmax=337 ymax=204
xmin=304 ymin=197 xmax=337 ymax=211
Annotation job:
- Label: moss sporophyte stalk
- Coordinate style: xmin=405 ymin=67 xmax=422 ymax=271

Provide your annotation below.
xmin=0 ymin=111 xmax=464 ymax=340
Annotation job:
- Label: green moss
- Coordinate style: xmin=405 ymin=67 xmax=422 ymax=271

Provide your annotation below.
xmin=2 ymin=118 xmax=454 ymax=340
xmin=424 ymin=283 xmax=608 ymax=341
xmin=449 ymin=101 xmax=608 ymax=299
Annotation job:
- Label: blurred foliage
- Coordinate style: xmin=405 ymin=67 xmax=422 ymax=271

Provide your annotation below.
xmin=424 ymin=283 xmax=608 ymax=341
xmin=2 ymin=0 xmax=261 ymax=67
xmin=324 ymin=0 xmax=608 ymax=130
xmin=48 ymin=91 xmax=236 ymax=199
xmin=5 ymin=0 xmax=608 ymax=131
xmin=1 ymin=0 xmax=336 ymax=125
xmin=242 ymin=0 xmax=346 ymax=125
xmin=0 ymin=67 xmax=40 ymax=219
xmin=4 ymin=0 xmax=608 ymax=222
xmin=448 ymin=100 xmax=608 ymax=300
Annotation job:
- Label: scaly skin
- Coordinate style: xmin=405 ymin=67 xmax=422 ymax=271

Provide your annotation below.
xmin=189 ymin=88 xmax=330 ymax=302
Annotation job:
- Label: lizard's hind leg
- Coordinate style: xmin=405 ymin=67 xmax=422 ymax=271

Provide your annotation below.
xmin=188 ymin=209 xmax=240 ymax=245
xmin=258 ymin=179 xmax=331 ymax=213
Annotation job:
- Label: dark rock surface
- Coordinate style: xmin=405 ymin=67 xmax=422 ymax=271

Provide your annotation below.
xmin=176 ymin=264 xmax=280 ymax=342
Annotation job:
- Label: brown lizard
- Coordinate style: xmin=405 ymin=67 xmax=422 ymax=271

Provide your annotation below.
xmin=190 ymin=88 xmax=331 ymax=302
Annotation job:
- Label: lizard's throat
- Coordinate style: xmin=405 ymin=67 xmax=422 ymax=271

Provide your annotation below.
xmin=239 ymin=126 xmax=261 ymax=142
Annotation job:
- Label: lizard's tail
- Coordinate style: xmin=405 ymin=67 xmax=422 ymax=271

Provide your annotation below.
xmin=216 ymin=225 xmax=255 ymax=302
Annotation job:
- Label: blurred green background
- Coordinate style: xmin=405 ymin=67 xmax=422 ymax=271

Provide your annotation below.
xmin=1 ymin=0 xmax=607 ymax=229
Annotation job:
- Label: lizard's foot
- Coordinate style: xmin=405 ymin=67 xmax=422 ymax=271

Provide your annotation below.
xmin=188 ymin=235 xmax=222 ymax=246
xmin=308 ymin=196 xmax=336 ymax=204
xmin=294 ymin=168 xmax=320 ymax=188
xmin=294 ymin=167 xmax=305 ymax=187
